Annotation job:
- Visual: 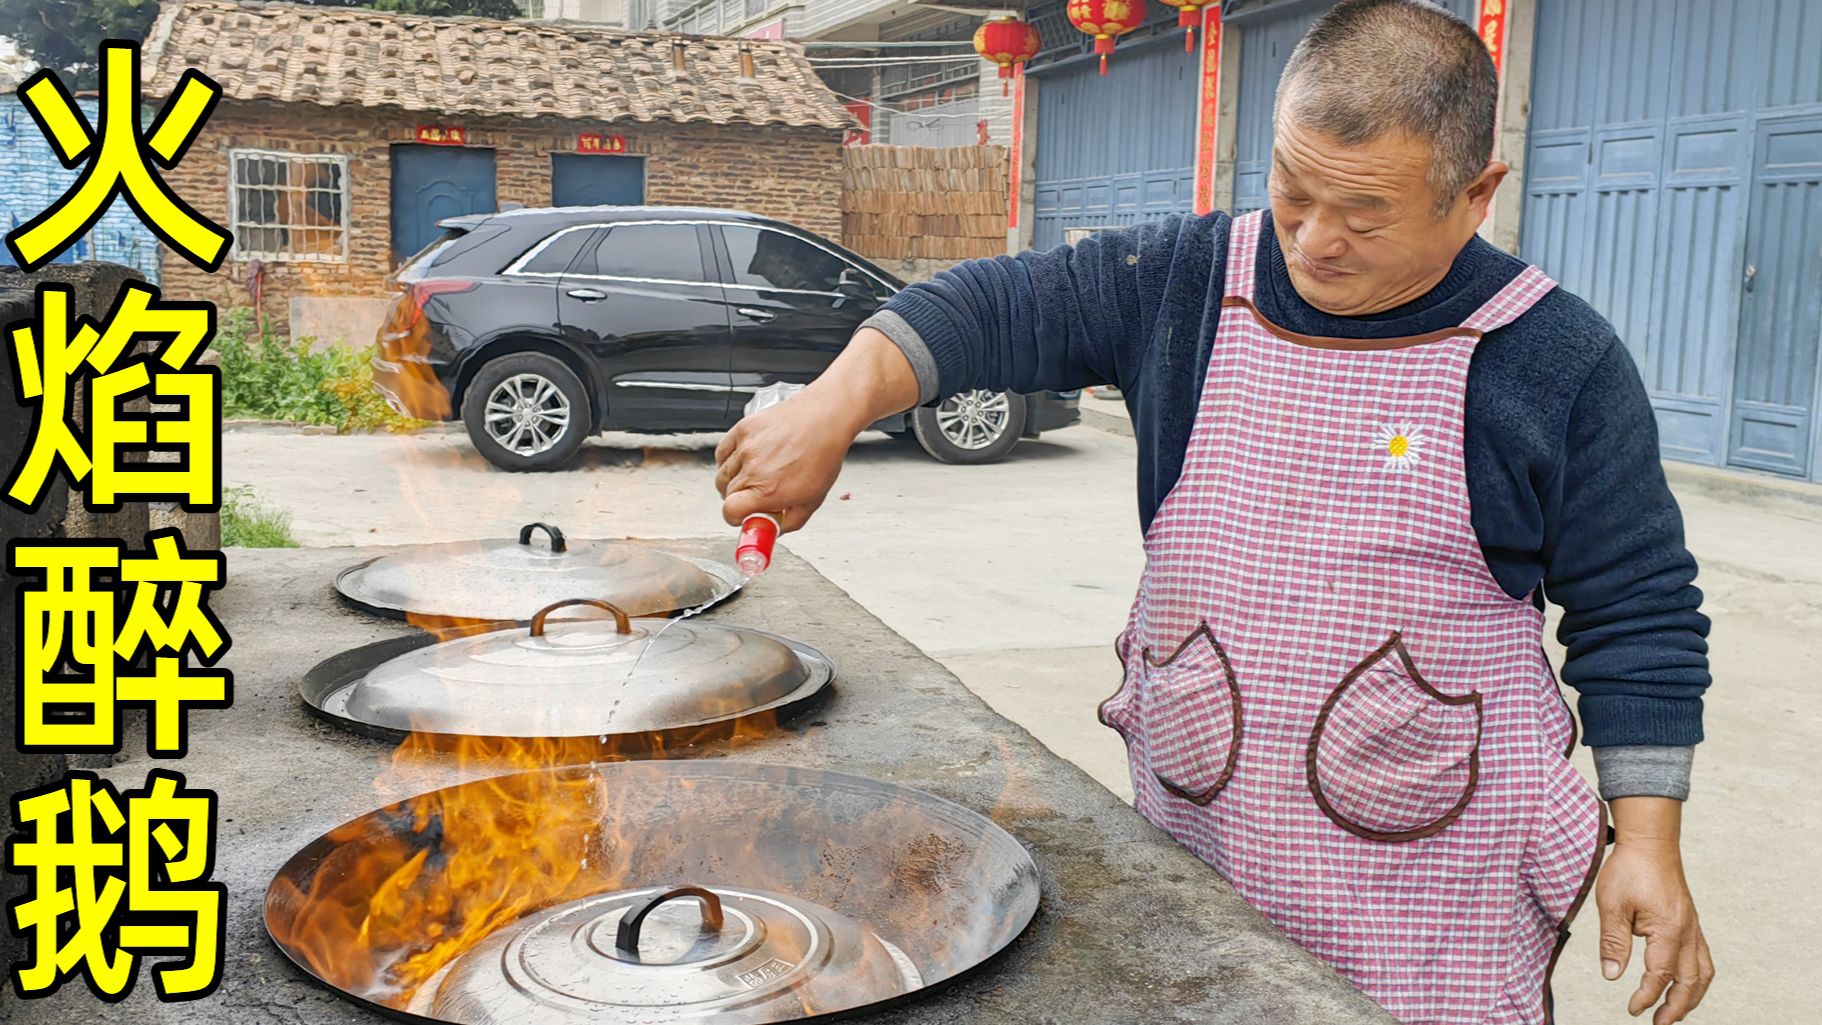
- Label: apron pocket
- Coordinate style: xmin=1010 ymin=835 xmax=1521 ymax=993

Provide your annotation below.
xmin=1138 ymin=625 xmax=1243 ymax=805
xmin=1097 ymin=624 xmax=1143 ymax=741
xmin=1522 ymin=758 xmax=1608 ymax=1024
xmin=1307 ymin=633 xmax=1482 ymax=841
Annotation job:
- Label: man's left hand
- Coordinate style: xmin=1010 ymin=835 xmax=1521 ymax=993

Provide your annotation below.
xmin=1596 ymin=797 xmax=1714 ymax=1023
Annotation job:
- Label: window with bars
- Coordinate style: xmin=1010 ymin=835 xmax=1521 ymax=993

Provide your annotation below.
xmin=519 ymin=0 xmax=545 ymax=18
xmin=228 ymin=150 xmax=350 ymax=263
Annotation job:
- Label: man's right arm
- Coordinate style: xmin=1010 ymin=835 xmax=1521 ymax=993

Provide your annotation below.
xmin=715 ymin=214 xmax=1206 ymax=528
xmin=863 ymin=215 xmax=1191 ymax=405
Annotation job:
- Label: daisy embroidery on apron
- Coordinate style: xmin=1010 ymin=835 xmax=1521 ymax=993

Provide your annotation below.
xmin=1376 ymin=424 xmax=1425 ymax=473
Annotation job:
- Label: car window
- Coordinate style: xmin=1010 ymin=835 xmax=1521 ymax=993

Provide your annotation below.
xmin=517 ymin=228 xmax=594 ymax=274
xmin=589 ymin=223 xmax=706 ymax=282
xmin=723 ymin=225 xmax=850 ymax=293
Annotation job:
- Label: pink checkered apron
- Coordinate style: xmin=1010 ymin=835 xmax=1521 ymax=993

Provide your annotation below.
xmin=1099 ymin=211 xmax=1608 ymax=1024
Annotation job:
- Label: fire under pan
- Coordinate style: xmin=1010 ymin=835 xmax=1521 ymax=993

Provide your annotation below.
xmin=265 ymin=761 xmax=1041 ymax=1025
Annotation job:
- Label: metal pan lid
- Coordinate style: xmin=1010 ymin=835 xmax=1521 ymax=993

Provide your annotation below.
xmin=327 ymin=600 xmax=827 ymax=737
xmin=335 ymin=523 xmax=742 ymax=623
xmin=416 ymin=885 xmax=922 ymax=1024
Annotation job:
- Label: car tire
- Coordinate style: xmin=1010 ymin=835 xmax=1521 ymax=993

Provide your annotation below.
xmin=911 ymin=390 xmax=1026 ymax=465
xmin=461 ymin=352 xmax=591 ymax=471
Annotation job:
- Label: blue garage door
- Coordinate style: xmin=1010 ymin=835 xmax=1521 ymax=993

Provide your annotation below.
xmin=552 ymin=154 xmax=646 ymax=207
xmin=390 ymin=144 xmax=497 ymax=266
xmin=1029 ymin=17 xmax=1200 ymax=251
xmin=1522 ymin=0 xmax=1822 ymax=478
xmin=1227 ymin=0 xmax=1481 ymax=214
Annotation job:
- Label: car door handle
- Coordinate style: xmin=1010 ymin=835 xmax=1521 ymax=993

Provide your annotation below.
xmin=567 ymin=288 xmax=608 ymax=301
xmin=736 ymin=307 xmax=776 ymax=323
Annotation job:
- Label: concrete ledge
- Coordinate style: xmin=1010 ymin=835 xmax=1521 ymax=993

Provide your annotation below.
xmin=289 ymin=296 xmax=392 ymax=350
xmin=9 ymin=543 xmax=1393 ymax=1025
xmin=1664 ymin=461 xmax=1822 ymax=513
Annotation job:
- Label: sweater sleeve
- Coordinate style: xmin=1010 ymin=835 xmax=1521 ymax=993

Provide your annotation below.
xmin=1543 ymin=335 xmax=1711 ymax=752
xmin=861 ymin=215 xmax=1199 ymax=403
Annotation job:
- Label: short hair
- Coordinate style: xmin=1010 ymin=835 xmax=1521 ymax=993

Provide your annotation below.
xmin=1274 ymin=0 xmax=1498 ymax=212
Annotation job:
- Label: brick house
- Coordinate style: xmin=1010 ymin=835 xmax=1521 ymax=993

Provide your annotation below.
xmin=142 ymin=0 xmax=855 ymax=341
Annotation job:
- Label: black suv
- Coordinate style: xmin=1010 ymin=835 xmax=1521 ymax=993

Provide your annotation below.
xmin=373 ymin=206 xmax=1080 ymax=471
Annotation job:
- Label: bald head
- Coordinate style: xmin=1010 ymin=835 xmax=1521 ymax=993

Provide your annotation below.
xmin=1275 ymin=0 xmax=1498 ymax=210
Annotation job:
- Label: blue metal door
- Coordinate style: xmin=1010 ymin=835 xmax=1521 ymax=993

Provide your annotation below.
xmin=1030 ymin=35 xmax=1199 ymax=251
xmin=1729 ymin=115 xmax=1822 ymax=475
xmin=390 ymin=144 xmax=496 ymax=265
xmin=551 ymin=154 xmax=646 ymax=207
xmin=1226 ymin=0 xmax=1480 ymax=214
xmin=1522 ymin=0 xmax=1822 ymax=478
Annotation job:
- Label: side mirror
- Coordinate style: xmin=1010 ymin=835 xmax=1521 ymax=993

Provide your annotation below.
xmin=836 ymin=267 xmax=872 ymax=297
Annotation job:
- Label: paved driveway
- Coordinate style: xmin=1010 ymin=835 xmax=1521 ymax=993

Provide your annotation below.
xmin=228 ymin=419 xmax=1817 ymax=1023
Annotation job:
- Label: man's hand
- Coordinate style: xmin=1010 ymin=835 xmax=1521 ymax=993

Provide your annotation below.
xmin=1597 ymin=797 xmax=1713 ymax=1024
xmin=715 ymin=389 xmax=857 ymax=532
xmin=716 ymin=327 xmax=922 ymax=532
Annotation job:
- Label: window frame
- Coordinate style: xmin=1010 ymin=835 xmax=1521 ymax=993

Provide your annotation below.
xmin=226 ymin=147 xmax=352 ymax=264
xmin=502 ymin=220 xmax=718 ymax=290
xmin=503 ymin=218 xmax=894 ymax=298
xmin=716 ymin=223 xmax=883 ymax=297
xmin=587 ymin=221 xmax=711 ymax=283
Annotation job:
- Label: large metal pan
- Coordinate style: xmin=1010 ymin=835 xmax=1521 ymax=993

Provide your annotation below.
xmin=265 ymin=761 xmax=1041 ymax=1024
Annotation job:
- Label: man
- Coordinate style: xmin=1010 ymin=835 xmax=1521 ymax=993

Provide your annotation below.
xmin=715 ymin=2 xmax=1714 ymax=1022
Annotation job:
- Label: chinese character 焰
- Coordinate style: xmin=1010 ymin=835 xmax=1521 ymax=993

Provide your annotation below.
xmin=7 ymin=281 xmax=219 ymax=512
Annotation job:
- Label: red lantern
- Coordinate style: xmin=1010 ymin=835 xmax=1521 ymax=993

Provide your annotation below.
xmin=1159 ymin=0 xmax=1215 ymax=52
xmin=973 ymin=15 xmax=1042 ymax=97
xmin=1068 ymin=0 xmax=1148 ymax=76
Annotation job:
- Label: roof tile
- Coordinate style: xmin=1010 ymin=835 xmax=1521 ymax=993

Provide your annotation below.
xmin=143 ymin=0 xmax=857 ymax=130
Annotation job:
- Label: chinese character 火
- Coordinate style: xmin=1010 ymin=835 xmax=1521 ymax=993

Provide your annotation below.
xmin=5 ymin=42 xmax=230 ymax=272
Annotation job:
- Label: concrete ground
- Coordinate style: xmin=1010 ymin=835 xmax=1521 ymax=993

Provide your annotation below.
xmin=226 ymin=407 xmax=1819 ymax=1024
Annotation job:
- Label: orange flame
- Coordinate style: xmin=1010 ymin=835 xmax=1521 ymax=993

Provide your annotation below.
xmin=270 ymin=610 xmax=801 ymax=1007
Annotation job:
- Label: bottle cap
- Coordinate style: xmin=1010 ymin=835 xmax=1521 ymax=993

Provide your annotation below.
xmin=735 ymin=513 xmax=780 ymax=577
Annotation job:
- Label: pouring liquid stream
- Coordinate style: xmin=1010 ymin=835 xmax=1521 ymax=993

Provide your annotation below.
xmin=616 ymin=382 xmax=799 ymax=700
xmin=620 ymin=512 xmax=779 ymax=687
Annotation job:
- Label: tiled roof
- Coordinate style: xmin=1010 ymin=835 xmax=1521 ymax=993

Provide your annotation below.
xmin=141 ymin=0 xmax=856 ymax=130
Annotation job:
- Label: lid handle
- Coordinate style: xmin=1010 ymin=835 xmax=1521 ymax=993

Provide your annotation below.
xmin=616 ymin=886 xmax=725 ymax=954
xmin=529 ymin=598 xmax=631 ymax=636
xmin=518 ymin=522 xmax=568 ymax=553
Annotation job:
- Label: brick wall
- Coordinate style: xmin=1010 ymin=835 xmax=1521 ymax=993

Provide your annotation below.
xmin=158 ymin=100 xmax=844 ymax=331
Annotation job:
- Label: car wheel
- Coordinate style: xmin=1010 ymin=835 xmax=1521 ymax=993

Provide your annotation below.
xmin=911 ymin=390 xmax=1026 ymax=465
xmin=461 ymin=352 xmax=590 ymax=471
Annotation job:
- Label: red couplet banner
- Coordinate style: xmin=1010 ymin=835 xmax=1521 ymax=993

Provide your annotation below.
xmin=1192 ymin=7 xmax=1224 ymax=216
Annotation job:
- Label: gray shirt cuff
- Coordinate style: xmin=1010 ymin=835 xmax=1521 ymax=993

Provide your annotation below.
xmin=1592 ymin=745 xmax=1693 ymax=801
xmin=861 ymin=309 xmax=940 ymax=407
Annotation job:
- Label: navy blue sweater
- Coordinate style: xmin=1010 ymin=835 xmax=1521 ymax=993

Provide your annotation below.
xmin=871 ymin=211 xmax=1709 ymax=753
